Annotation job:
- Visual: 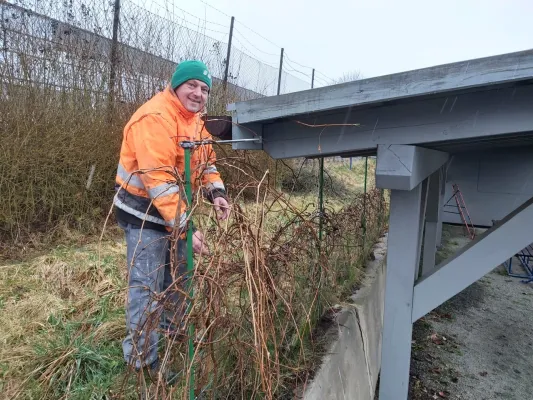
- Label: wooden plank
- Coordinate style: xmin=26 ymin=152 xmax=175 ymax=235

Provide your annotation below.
xmin=233 ymin=49 xmax=533 ymax=124
xmin=261 ymin=84 xmax=533 ymax=159
xmin=379 ymin=185 xmax=423 ymax=400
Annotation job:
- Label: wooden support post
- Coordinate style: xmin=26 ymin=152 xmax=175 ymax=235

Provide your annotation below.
xmin=379 ymin=184 xmax=423 ymax=400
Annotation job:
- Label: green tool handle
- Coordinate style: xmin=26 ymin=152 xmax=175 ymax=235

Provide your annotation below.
xmin=184 ymin=147 xmax=195 ymax=400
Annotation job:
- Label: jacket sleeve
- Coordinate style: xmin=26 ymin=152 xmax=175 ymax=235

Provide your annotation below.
xmin=128 ymin=114 xmax=188 ymax=230
xmin=200 ymin=134 xmax=227 ymax=202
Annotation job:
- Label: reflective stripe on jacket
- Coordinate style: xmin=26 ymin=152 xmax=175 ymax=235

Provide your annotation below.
xmin=114 ymin=86 xmax=225 ymax=230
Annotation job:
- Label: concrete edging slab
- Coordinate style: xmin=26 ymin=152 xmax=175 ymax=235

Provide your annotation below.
xmin=302 ymin=234 xmax=388 ymax=400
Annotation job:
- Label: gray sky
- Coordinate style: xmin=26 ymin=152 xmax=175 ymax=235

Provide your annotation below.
xmin=142 ymin=0 xmax=533 ymax=84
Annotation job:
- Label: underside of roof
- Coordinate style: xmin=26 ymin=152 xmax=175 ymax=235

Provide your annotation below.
xmin=229 ymin=49 xmax=533 ymax=159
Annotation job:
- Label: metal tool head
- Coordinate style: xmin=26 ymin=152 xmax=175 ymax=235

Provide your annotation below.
xmin=202 ymin=115 xmax=232 ymax=140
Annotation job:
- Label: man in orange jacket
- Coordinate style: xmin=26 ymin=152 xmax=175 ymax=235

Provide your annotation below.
xmin=114 ymin=60 xmax=229 ymax=374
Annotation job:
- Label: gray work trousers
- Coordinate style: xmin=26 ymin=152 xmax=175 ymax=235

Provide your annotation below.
xmin=118 ymin=221 xmax=187 ymax=369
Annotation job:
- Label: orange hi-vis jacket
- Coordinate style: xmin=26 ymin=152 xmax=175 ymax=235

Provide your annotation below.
xmin=114 ymin=86 xmax=225 ymax=231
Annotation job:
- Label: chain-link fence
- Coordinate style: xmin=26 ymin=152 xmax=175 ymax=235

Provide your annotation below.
xmin=0 ymin=0 xmax=338 ymax=243
xmin=1 ymin=0 xmax=335 ymax=104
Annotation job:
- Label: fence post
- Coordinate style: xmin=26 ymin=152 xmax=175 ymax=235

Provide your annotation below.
xmin=273 ymin=47 xmax=285 ymax=188
xmin=362 ymin=156 xmax=368 ymax=250
xmin=108 ymin=0 xmax=121 ymax=122
xmin=311 ymin=68 xmax=315 ymax=89
xmin=223 ymin=16 xmax=235 ymax=91
xmin=318 ymin=157 xmax=325 ymax=244
xmin=277 ymin=47 xmax=284 ymax=95
xmin=1 ymin=4 xmax=6 ymax=61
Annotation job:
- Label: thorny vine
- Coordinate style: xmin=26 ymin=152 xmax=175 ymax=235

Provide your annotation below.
xmin=104 ymin=150 xmax=386 ymax=399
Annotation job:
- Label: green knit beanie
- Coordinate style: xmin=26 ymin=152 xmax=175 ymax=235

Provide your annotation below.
xmin=171 ymin=60 xmax=212 ymax=90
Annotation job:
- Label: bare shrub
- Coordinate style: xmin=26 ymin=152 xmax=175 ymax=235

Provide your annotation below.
xmin=103 ymin=156 xmax=386 ymax=399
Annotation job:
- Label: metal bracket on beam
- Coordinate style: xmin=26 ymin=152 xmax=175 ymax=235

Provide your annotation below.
xmin=376 ymin=145 xmax=449 ymax=190
xmin=230 ymin=122 xmax=263 ymax=151
xmin=227 ymin=102 xmax=263 ymax=150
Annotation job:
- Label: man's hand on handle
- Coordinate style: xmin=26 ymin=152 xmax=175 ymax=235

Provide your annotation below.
xmin=213 ymin=197 xmax=230 ymax=220
xmin=192 ymin=230 xmax=210 ymax=255
xmin=188 ymin=197 xmax=229 ymax=256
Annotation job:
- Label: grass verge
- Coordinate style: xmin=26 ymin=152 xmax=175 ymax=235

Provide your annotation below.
xmin=0 ymin=158 xmax=387 ymax=399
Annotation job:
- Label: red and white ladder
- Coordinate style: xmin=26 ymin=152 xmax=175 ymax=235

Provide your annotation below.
xmin=443 ymin=183 xmax=476 ymax=240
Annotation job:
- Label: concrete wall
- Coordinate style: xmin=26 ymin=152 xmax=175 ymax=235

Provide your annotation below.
xmin=443 ymin=147 xmax=533 ymax=227
xmin=302 ymin=234 xmax=387 ymax=400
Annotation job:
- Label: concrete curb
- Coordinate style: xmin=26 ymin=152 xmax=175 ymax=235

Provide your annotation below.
xmin=302 ymin=233 xmax=388 ymax=400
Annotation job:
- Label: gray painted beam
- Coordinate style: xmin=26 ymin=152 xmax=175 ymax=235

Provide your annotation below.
xmin=436 ymin=167 xmax=446 ymax=247
xmin=425 ymin=169 xmax=443 ymax=222
xmin=421 ymin=170 xmax=442 ymax=277
xmin=412 ymin=195 xmax=533 ymax=321
xmin=422 ymin=222 xmax=438 ymax=278
xmin=232 ymin=49 xmax=533 ymax=124
xmin=376 ymin=145 xmax=448 ymax=190
xmin=379 ymin=185 xmax=423 ymax=400
xmin=415 ymin=178 xmax=430 ymax=279
xmin=259 ymin=85 xmax=533 ymax=159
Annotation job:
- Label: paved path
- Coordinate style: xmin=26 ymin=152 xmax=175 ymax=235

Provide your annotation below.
xmin=409 ymin=225 xmax=533 ymax=400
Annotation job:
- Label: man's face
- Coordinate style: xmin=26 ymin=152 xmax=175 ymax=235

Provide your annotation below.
xmin=175 ymin=79 xmax=209 ymax=113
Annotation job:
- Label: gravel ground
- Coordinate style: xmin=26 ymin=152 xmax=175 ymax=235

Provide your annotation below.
xmin=409 ymin=225 xmax=533 ymax=400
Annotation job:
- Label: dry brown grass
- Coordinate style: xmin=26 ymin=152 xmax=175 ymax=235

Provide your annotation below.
xmin=0 ymin=156 xmax=387 ymax=400
xmin=0 ymin=1 xmax=271 ymax=254
xmin=0 ymin=238 xmax=128 ymax=399
xmin=0 ymin=79 xmax=281 ymax=258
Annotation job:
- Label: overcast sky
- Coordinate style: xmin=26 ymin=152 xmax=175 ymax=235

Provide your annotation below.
xmin=141 ymin=0 xmax=533 ymax=84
